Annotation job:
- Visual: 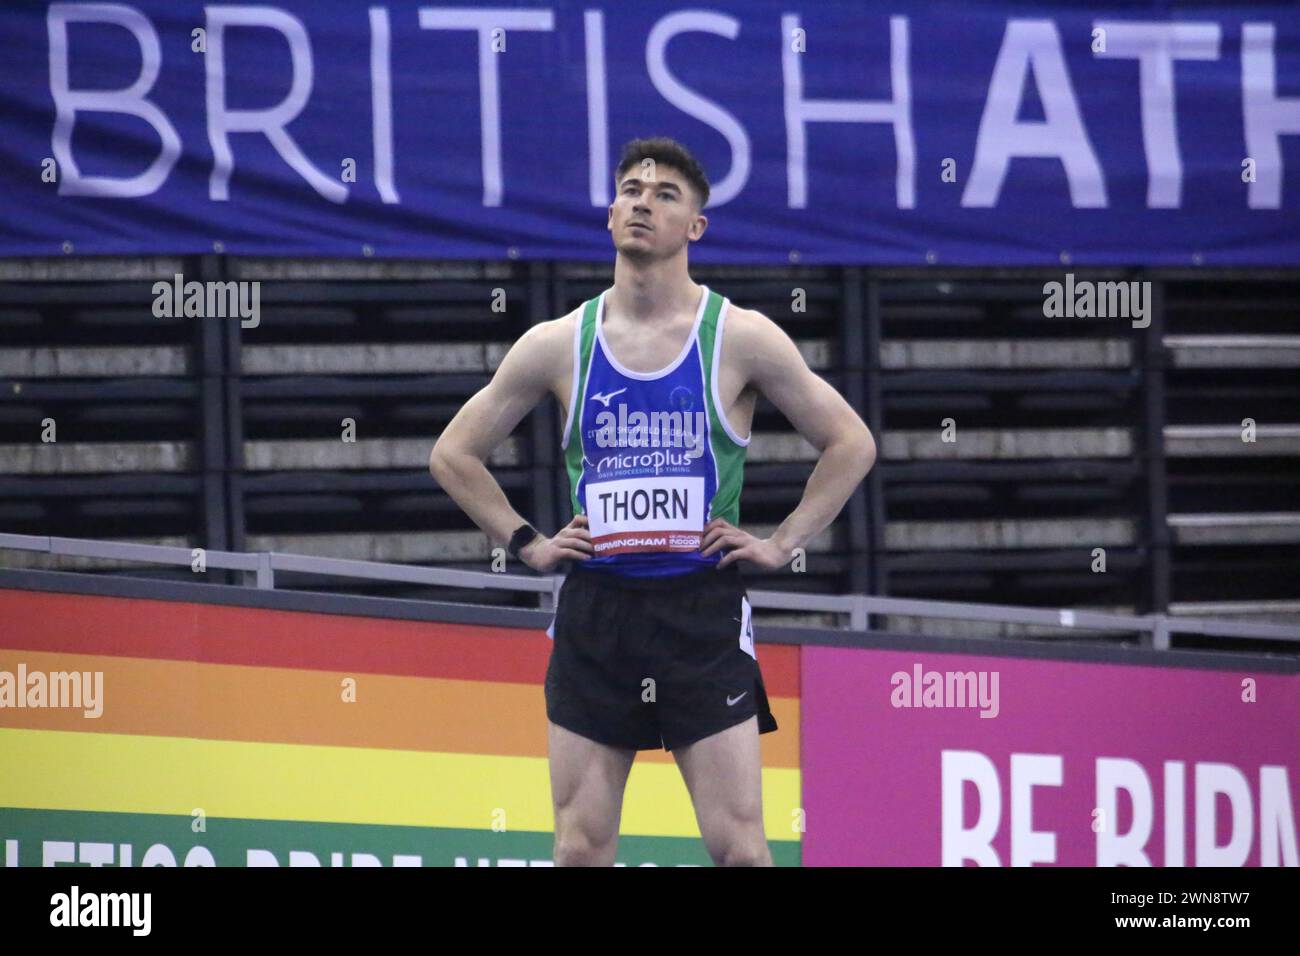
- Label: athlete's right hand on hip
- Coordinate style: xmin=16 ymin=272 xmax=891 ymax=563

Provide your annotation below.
xmin=522 ymin=514 xmax=594 ymax=572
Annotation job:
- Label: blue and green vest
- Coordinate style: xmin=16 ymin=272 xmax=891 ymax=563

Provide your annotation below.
xmin=560 ymin=285 xmax=751 ymax=578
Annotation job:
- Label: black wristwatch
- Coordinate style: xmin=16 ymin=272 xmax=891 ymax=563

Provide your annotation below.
xmin=507 ymin=523 xmax=541 ymax=559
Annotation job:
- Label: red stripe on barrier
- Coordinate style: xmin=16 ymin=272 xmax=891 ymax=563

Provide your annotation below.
xmin=0 ymin=588 xmax=800 ymax=695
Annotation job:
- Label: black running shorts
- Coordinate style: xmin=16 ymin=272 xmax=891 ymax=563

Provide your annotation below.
xmin=544 ymin=561 xmax=779 ymax=752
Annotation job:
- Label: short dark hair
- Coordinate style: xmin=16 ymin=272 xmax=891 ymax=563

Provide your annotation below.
xmin=614 ymin=137 xmax=710 ymax=208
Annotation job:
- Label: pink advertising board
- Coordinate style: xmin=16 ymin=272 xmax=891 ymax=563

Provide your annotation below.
xmin=801 ymin=646 xmax=1299 ymax=866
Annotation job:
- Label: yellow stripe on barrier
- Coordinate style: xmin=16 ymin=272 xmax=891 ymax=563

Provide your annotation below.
xmin=0 ymin=728 xmax=801 ymax=841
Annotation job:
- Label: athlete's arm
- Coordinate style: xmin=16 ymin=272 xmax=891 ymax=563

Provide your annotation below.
xmin=706 ymin=306 xmax=877 ymax=565
xmin=429 ymin=312 xmax=593 ymax=567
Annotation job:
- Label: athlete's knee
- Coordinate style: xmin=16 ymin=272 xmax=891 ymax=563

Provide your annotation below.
xmin=553 ymin=822 xmax=618 ymax=866
xmin=704 ymin=812 xmax=771 ymax=867
xmin=713 ymin=833 xmax=772 ymax=867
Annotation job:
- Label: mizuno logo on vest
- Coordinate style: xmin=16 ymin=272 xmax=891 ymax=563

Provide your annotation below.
xmin=589 ymin=387 xmax=627 ymax=407
xmin=591 ymin=406 xmax=707 ymax=458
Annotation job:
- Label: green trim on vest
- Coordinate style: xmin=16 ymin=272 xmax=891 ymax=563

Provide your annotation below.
xmin=562 ymin=298 xmax=600 ymax=515
xmin=697 ymin=290 xmax=746 ymax=526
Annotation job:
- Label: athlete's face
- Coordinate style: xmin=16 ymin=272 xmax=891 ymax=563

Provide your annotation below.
xmin=607 ymin=165 xmax=707 ymax=260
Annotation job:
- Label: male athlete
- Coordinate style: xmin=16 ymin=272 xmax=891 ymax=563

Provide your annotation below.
xmin=429 ymin=137 xmax=876 ymax=866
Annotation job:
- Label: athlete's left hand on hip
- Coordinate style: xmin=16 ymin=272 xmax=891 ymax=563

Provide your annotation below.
xmin=700 ymin=518 xmax=793 ymax=570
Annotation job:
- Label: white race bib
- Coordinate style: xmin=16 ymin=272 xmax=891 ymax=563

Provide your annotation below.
xmin=584 ymin=475 xmax=705 ymax=555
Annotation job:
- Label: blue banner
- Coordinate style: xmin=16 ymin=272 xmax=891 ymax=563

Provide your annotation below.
xmin=1 ymin=1 xmax=1298 ymax=264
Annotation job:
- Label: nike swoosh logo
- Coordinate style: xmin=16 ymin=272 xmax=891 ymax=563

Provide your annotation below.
xmin=589 ymin=387 xmax=627 ymax=407
xmin=726 ymin=692 xmax=748 ymax=707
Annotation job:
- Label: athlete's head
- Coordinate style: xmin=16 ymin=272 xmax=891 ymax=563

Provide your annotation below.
xmin=608 ymin=137 xmax=709 ymax=261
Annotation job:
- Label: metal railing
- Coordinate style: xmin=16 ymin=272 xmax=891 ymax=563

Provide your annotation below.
xmin=2 ymin=532 xmax=1299 ymax=651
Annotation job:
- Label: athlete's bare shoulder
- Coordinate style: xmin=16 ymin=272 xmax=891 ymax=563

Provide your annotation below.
xmin=716 ymin=302 xmax=798 ymax=389
xmin=494 ymin=305 xmax=579 ymax=398
xmin=717 ymin=300 xmax=870 ymax=454
xmin=548 ymin=304 xmax=582 ymax=344
xmin=520 ymin=305 xmax=579 ymax=353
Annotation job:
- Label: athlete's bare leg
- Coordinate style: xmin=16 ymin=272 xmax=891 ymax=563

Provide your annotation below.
xmin=672 ymin=716 xmax=773 ymax=866
xmin=547 ymin=721 xmax=637 ymax=866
